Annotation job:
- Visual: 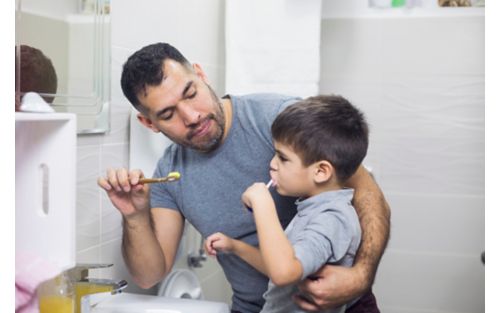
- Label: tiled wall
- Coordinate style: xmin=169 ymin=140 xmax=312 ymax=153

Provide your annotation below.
xmin=319 ymin=16 xmax=485 ymax=313
xmin=74 ymin=0 xmax=231 ymax=303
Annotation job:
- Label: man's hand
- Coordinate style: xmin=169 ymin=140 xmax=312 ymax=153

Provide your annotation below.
xmin=294 ymin=264 xmax=367 ymax=311
xmin=97 ymin=168 xmax=150 ymax=218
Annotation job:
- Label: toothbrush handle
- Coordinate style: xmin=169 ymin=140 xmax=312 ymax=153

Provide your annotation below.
xmin=138 ymin=177 xmax=165 ymax=184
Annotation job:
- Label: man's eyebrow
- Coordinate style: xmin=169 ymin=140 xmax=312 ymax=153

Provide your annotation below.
xmin=182 ymin=81 xmax=194 ymax=97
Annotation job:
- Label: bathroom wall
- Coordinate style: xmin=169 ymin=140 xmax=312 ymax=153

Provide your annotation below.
xmin=319 ymin=7 xmax=485 ymax=313
xmin=72 ymin=0 xmax=485 ymax=311
xmin=74 ymin=0 xmax=231 ymax=303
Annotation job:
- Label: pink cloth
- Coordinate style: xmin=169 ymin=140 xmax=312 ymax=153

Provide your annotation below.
xmin=16 ymin=252 xmax=60 ymax=313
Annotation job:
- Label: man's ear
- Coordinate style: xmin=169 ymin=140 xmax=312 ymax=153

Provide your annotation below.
xmin=137 ymin=113 xmax=160 ymax=133
xmin=313 ymin=160 xmax=334 ymax=184
xmin=192 ymin=63 xmax=209 ymax=84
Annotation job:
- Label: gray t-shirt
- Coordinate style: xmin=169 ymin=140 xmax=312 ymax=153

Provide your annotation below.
xmin=261 ymin=190 xmax=361 ymax=313
xmin=150 ymin=93 xmax=300 ymax=313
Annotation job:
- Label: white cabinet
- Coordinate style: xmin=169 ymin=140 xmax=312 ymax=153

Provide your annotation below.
xmin=16 ymin=112 xmax=76 ymax=271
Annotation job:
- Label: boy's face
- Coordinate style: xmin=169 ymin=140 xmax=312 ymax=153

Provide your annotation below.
xmin=269 ymin=141 xmax=315 ymax=198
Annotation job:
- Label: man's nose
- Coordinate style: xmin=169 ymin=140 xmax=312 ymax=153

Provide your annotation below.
xmin=178 ymin=102 xmax=201 ymax=126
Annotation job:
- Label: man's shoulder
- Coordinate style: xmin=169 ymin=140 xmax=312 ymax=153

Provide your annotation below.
xmin=231 ymin=93 xmax=300 ymax=107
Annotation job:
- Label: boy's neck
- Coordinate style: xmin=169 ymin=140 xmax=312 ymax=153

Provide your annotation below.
xmin=306 ymin=180 xmax=343 ymax=198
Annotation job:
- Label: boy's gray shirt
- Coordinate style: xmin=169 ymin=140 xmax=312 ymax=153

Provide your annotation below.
xmin=261 ymin=189 xmax=361 ymax=313
xmin=150 ymin=93 xmax=300 ymax=313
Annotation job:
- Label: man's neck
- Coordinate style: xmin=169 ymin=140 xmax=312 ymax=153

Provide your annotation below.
xmin=221 ymin=98 xmax=233 ymax=142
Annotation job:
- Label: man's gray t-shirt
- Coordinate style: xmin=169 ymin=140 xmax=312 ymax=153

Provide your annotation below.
xmin=150 ymin=93 xmax=300 ymax=313
xmin=261 ymin=190 xmax=361 ymax=313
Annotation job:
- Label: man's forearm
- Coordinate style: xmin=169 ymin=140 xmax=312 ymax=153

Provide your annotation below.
xmin=347 ymin=166 xmax=391 ymax=286
xmin=122 ymin=212 xmax=167 ymax=289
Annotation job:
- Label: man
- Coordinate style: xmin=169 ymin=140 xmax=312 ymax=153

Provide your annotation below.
xmin=98 ymin=43 xmax=390 ymax=313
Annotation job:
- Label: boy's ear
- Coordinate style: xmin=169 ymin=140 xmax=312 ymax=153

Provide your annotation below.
xmin=137 ymin=113 xmax=160 ymax=133
xmin=313 ymin=160 xmax=334 ymax=184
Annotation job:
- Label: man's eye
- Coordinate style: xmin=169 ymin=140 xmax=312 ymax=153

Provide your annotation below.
xmin=161 ymin=111 xmax=174 ymax=120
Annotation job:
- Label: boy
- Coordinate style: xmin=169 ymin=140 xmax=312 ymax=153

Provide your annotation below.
xmin=205 ymin=94 xmax=370 ymax=313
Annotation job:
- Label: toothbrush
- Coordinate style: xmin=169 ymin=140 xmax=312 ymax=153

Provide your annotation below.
xmin=266 ymin=179 xmax=274 ymax=189
xmin=139 ymin=171 xmax=181 ymax=184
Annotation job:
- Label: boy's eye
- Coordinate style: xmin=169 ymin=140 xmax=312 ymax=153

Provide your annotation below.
xmin=278 ymin=155 xmax=288 ymax=162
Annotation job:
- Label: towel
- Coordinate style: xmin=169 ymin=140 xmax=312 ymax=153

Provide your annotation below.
xmin=225 ymin=0 xmax=322 ymax=98
xmin=16 ymin=252 xmax=60 ymax=313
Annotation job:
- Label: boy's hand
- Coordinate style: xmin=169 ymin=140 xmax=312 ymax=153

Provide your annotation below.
xmin=241 ymin=183 xmax=272 ymax=209
xmin=204 ymin=232 xmax=235 ymax=256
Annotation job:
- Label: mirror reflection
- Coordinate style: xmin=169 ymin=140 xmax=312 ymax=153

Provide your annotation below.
xmin=15 ymin=0 xmax=111 ymax=134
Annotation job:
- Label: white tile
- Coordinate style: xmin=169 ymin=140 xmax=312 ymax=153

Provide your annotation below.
xmin=200 ymin=271 xmax=232 ymax=305
xmin=385 ymin=192 xmax=484 ymax=255
xmin=76 ymin=245 xmax=101 ymax=264
xmin=76 ymin=145 xmax=102 ymax=252
xmin=100 ymin=143 xmax=130 ymax=243
xmin=373 ymin=250 xmax=484 ymax=313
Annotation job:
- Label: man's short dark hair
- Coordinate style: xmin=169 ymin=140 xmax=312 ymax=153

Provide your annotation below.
xmin=271 ymin=94 xmax=369 ymax=183
xmin=120 ymin=42 xmax=190 ymax=111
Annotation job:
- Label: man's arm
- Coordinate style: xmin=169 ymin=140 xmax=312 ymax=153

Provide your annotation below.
xmin=98 ymin=168 xmax=185 ymax=289
xmin=122 ymin=208 xmax=184 ymax=289
xmin=295 ymin=166 xmax=390 ymax=311
xmin=347 ymin=166 xmax=391 ymax=285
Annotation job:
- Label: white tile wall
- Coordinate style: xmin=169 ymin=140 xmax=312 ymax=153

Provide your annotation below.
xmin=320 ymin=16 xmax=484 ymax=313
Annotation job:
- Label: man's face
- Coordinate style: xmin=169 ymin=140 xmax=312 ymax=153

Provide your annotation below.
xmin=137 ymin=60 xmax=225 ymax=153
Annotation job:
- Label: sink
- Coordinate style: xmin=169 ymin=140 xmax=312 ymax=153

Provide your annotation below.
xmin=90 ymin=293 xmax=230 ymax=313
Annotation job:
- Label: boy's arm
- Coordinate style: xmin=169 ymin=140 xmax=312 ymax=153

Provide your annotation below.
xmin=250 ymin=191 xmax=303 ymax=287
xmin=231 ymin=240 xmax=268 ymax=275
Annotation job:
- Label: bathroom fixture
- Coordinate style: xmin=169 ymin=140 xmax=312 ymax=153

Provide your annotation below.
xmin=16 ymin=0 xmax=111 ymax=134
xmin=68 ymin=264 xmax=128 ymax=313
xmin=88 ymin=292 xmax=230 ymax=313
xmin=187 ymin=237 xmax=207 ymax=269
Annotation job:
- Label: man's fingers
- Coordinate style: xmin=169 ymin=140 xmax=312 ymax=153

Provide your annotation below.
xmin=97 ymin=177 xmax=111 ymax=191
xmin=293 ymin=294 xmax=321 ymax=312
xmin=117 ymin=168 xmax=131 ymax=192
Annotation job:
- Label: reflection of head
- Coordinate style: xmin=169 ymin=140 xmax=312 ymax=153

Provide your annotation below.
xmin=121 ymin=42 xmax=191 ymax=112
xmin=271 ymin=95 xmax=369 ymax=183
xmin=17 ymin=45 xmax=58 ymax=106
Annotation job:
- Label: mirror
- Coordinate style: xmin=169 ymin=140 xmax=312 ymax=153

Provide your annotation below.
xmin=15 ymin=0 xmax=111 ymax=134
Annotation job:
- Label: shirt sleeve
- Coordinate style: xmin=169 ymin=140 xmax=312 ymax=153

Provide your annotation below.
xmin=293 ymin=209 xmax=356 ymax=279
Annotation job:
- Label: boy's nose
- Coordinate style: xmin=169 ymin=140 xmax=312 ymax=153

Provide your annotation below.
xmin=270 ymin=155 xmax=278 ymax=170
